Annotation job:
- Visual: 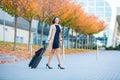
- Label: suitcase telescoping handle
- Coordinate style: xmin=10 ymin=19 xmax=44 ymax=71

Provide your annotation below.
xmin=35 ymin=43 xmax=47 ymax=57
xmin=44 ymin=43 xmax=48 ymax=50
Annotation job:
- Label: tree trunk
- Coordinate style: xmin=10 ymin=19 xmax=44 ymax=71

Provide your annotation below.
xmin=85 ymin=35 xmax=87 ymax=49
xmin=79 ymin=33 xmax=80 ymax=49
xmin=89 ymin=35 xmax=92 ymax=49
xmin=75 ymin=32 xmax=77 ymax=48
xmin=62 ymin=26 xmax=64 ymax=47
xmin=83 ymin=35 xmax=85 ymax=49
xmin=81 ymin=35 xmax=84 ymax=49
xmin=13 ymin=15 xmax=18 ymax=51
xmin=72 ymin=29 xmax=74 ymax=48
xmin=83 ymin=35 xmax=86 ymax=49
xmin=62 ymin=26 xmax=65 ymax=55
xmin=91 ymin=35 xmax=94 ymax=49
xmin=67 ymin=27 xmax=70 ymax=48
xmin=86 ymin=35 xmax=89 ymax=49
xmin=89 ymin=35 xmax=91 ymax=49
xmin=28 ymin=20 xmax=32 ymax=51
xmin=40 ymin=21 xmax=45 ymax=46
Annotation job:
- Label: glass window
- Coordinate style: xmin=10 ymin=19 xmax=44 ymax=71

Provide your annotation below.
xmin=97 ymin=0 xmax=104 ymax=1
xmin=117 ymin=7 xmax=120 ymax=15
xmin=89 ymin=12 xmax=95 ymax=15
xmin=96 ymin=10 xmax=104 ymax=14
xmin=88 ymin=7 xmax=95 ymax=11
xmin=33 ymin=33 xmax=36 ymax=39
xmin=106 ymin=18 xmax=111 ymax=22
xmin=105 ymin=7 xmax=111 ymax=12
xmin=88 ymin=7 xmax=95 ymax=15
xmin=105 ymin=12 xmax=111 ymax=17
xmin=88 ymin=1 xmax=94 ymax=6
xmin=5 ymin=28 xmax=8 ymax=31
xmin=96 ymin=1 xmax=104 ymax=6
xmin=96 ymin=13 xmax=104 ymax=17
xmin=16 ymin=36 xmax=24 ymax=43
xmin=88 ymin=0 xmax=95 ymax=1
xmin=16 ymin=36 xmax=19 ymax=43
xmin=80 ymin=2 xmax=87 ymax=7
xmin=96 ymin=7 xmax=104 ymax=12
xmin=105 ymin=14 xmax=111 ymax=18
xmin=20 ymin=37 xmax=23 ymax=43
xmin=105 ymin=2 xmax=110 ymax=6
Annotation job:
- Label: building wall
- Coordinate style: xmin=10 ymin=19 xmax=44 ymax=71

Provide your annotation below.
xmin=0 ymin=25 xmax=4 ymax=41
xmin=105 ymin=0 xmax=117 ymax=47
xmin=78 ymin=0 xmax=112 ymax=47
xmin=78 ymin=0 xmax=112 ymax=27
xmin=112 ymin=16 xmax=120 ymax=47
xmin=0 ymin=24 xmax=33 ymax=44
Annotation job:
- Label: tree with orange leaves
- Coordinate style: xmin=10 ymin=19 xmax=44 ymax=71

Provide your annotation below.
xmin=1 ymin=0 xmax=27 ymax=50
xmin=76 ymin=15 xmax=105 ymax=49
xmin=35 ymin=0 xmax=67 ymax=46
xmin=22 ymin=0 xmax=38 ymax=51
xmin=0 ymin=0 xmax=106 ymax=50
xmin=53 ymin=1 xmax=82 ymax=48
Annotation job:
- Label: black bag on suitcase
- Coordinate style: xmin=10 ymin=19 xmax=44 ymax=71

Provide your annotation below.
xmin=29 ymin=45 xmax=46 ymax=69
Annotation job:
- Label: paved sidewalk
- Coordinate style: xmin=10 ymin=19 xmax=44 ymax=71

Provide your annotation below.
xmin=0 ymin=53 xmax=25 ymax=64
xmin=0 ymin=50 xmax=120 ymax=80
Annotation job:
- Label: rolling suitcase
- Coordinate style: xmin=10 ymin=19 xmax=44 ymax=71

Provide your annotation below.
xmin=29 ymin=45 xmax=46 ymax=69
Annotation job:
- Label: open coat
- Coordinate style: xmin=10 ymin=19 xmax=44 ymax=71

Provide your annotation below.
xmin=46 ymin=24 xmax=63 ymax=51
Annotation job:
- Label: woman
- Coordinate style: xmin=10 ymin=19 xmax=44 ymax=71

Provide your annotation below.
xmin=46 ymin=16 xmax=64 ymax=69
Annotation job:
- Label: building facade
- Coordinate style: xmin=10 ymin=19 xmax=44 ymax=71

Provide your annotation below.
xmin=0 ymin=9 xmax=36 ymax=44
xmin=0 ymin=24 xmax=31 ymax=43
xmin=78 ymin=0 xmax=111 ymax=28
xmin=112 ymin=15 xmax=120 ymax=47
xmin=77 ymin=0 xmax=120 ymax=47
